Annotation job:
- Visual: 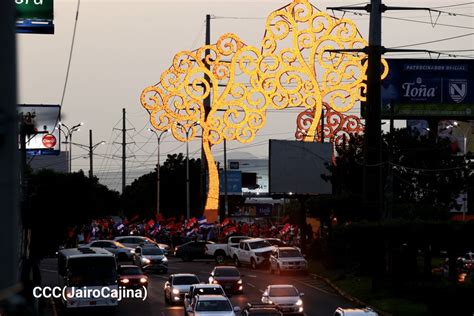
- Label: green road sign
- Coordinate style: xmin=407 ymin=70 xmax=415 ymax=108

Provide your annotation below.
xmin=16 ymin=0 xmax=53 ymax=20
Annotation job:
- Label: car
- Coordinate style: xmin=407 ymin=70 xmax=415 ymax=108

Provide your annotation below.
xmin=208 ymin=266 xmax=243 ymax=294
xmin=205 ymin=236 xmax=251 ymax=264
xmin=231 ymin=238 xmax=275 ymax=269
xmin=184 ymin=284 xmax=225 ymax=315
xmin=264 ymin=238 xmax=287 ymax=248
xmin=241 ymin=303 xmax=284 ymax=316
xmin=185 ymin=294 xmax=240 ymax=316
xmin=114 ymin=235 xmax=170 ymax=254
xmin=261 ymin=285 xmax=304 ymax=315
xmin=269 ymin=247 xmax=307 ymax=275
xmin=174 ymin=240 xmax=215 ymax=261
xmin=84 ymin=240 xmax=134 ymax=261
xmin=133 ymin=245 xmax=168 ymax=273
xmin=117 ymin=264 xmax=148 ymax=288
xmin=334 ymin=307 xmax=379 ymax=316
xmin=164 ymin=273 xmax=200 ymax=305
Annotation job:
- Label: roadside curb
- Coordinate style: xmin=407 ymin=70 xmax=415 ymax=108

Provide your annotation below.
xmin=310 ymin=273 xmax=391 ymax=316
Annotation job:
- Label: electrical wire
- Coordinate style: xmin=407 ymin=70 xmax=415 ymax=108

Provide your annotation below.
xmin=390 ymin=32 xmax=474 ymax=49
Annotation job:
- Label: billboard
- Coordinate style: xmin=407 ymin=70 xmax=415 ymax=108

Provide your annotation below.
xmin=380 ymin=59 xmax=474 ymax=118
xmin=18 ymin=104 xmax=61 ymax=155
xmin=219 ymin=170 xmax=242 ymax=195
xmin=16 ymin=0 xmax=54 ymax=34
xmin=269 ymin=140 xmax=332 ymax=195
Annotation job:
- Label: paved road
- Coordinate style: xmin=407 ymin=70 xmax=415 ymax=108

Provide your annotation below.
xmin=40 ymin=257 xmax=355 ymax=316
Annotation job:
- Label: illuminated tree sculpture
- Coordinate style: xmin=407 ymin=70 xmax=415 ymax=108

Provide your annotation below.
xmin=141 ymin=0 xmax=388 ymax=222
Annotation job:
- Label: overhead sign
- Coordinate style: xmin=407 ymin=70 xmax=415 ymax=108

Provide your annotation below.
xmin=380 ymin=59 xmax=474 ymax=118
xmin=219 ymin=170 xmax=242 ymax=195
xmin=16 ymin=0 xmax=54 ymax=34
xmin=18 ymin=104 xmax=61 ymax=155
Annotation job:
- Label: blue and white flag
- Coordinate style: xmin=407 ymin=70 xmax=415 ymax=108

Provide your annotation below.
xmin=198 ymin=216 xmax=207 ymax=225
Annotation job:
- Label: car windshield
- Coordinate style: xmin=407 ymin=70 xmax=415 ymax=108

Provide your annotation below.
xmin=142 ymin=248 xmax=163 ymax=255
xmin=67 ymin=257 xmax=117 ymax=287
xmin=118 ymin=266 xmax=142 ymax=275
xmin=195 ymin=300 xmax=232 ymax=311
xmin=249 ymin=241 xmax=272 ymax=250
xmin=173 ymin=276 xmax=199 ymax=285
xmin=194 ymin=287 xmax=224 ymax=296
xmin=279 ymin=250 xmax=302 ymax=258
xmin=214 ymin=268 xmax=240 ymax=277
xmin=269 ymin=287 xmax=298 ymax=297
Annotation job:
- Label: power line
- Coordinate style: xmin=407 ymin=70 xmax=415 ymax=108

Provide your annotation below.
xmin=390 ymin=32 xmax=474 ymax=49
xmin=433 ymin=2 xmax=474 ymax=9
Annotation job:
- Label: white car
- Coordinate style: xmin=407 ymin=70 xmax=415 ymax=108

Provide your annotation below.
xmin=164 ymin=273 xmax=200 ymax=305
xmin=205 ymin=236 xmax=250 ymax=264
xmin=334 ymin=307 xmax=379 ymax=316
xmin=261 ymin=285 xmax=304 ymax=315
xmin=269 ymin=247 xmax=307 ymax=275
xmin=232 ymin=238 xmax=275 ymax=269
xmin=114 ymin=236 xmax=170 ymax=254
xmin=185 ymin=294 xmax=240 ymax=316
xmin=184 ymin=284 xmax=226 ymax=315
xmin=84 ymin=240 xmax=134 ymax=261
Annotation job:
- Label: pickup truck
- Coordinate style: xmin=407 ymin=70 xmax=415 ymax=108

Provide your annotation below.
xmin=205 ymin=236 xmax=250 ymax=264
xmin=231 ymin=238 xmax=276 ymax=269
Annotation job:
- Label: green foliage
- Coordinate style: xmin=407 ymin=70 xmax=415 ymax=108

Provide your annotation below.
xmin=121 ymin=153 xmax=202 ymax=219
xmin=25 ymin=169 xmax=120 ymax=257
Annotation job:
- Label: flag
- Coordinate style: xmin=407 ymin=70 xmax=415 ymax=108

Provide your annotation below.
xmin=186 ymin=217 xmax=197 ymax=229
xmin=116 ymin=224 xmax=124 ymax=231
xmin=145 ymin=219 xmax=155 ymax=231
xmin=223 ymin=226 xmax=237 ymax=236
xmin=221 ymin=218 xmax=231 ymax=227
xmin=280 ymin=223 xmax=291 ymax=235
xmin=198 ymin=216 xmax=207 ymax=225
xmin=156 ymin=213 xmax=164 ymax=222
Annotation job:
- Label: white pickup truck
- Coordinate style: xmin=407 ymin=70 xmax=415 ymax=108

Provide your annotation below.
xmin=231 ymin=238 xmax=275 ymax=269
xmin=204 ymin=236 xmax=250 ymax=264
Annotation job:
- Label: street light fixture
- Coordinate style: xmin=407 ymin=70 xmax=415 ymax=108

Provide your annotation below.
xmin=149 ymin=128 xmax=169 ymax=218
xmin=176 ymin=121 xmax=200 ymax=220
xmin=58 ymin=121 xmax=84 ymax=172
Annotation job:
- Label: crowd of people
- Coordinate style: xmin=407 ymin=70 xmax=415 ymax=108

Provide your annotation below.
xmin=65 ymin=214 xmax=313 ymax=249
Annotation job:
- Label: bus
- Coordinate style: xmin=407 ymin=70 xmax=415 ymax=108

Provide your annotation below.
xmin=58 ymin=247 xmax=118 ymax=310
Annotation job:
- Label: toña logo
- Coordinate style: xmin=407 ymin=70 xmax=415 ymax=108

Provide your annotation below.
xmin=449 ymin=79 xmax=467 ymax=103
xmin=401 ymin=77 xmax=436 ymax=99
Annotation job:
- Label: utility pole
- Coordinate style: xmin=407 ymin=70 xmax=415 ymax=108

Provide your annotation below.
xmin=201 ymin=14 xmax=212 ymax=213
xmin=122 ymin=108 xmax=126 ymax=193
xmin=0 ymin=0 xmax=20 ymax=306
xmin=224 ymin=139 xmax=228 ymax=218
xmin=89 ymin=129 xmax=93 ymax=178
xmin=320 ymin=108 xmax=325 ymax=143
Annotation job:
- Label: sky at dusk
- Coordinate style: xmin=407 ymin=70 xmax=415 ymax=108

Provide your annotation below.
xmin=17 ymin=0 xmax=474 ymax=191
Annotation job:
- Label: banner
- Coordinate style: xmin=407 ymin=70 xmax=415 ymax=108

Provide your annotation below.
xmin=16 ymin=0 xmax=54 ymax=34
xmin=379 ymin=59 xmax=474 ymax=118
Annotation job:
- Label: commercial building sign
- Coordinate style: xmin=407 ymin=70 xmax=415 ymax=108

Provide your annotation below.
xmin=381 ymin=59 xmax=474 ymax=118
xmin=18 ymin=104 xmax=61 ymax=155
xmin=16 ymin=0 xmax=54 ymax=34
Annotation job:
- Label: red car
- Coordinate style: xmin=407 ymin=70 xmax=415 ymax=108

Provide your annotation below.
xmin=118 ymin=265 xmax=148 ymax=288
xmin=209 ymin=266 xmax=243 ymax=294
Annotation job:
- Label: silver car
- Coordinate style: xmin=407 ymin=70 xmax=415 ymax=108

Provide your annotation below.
xmin=185 ymin=295 xmax=240 ymax=316
xmin=84 ymin=240 xmax=134 ymax=260
xmin=269 ymin=247 xmax=308 ymax=274
xmin=114 ymin=236 xmax=170 ymax=255
xmin=164 ymin=274 xmax=200 ymax=305
xmin=261 ymin=285 xmax=304 ymax=315
xmin=133 ymin=245 xmax=168 ymax=273
xmin=184 ymin=284 xmax=225 ymax=315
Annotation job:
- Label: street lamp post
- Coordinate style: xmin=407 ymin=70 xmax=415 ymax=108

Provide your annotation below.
xmin=58 ymin=121 xmax=83 ymax=172
xmin=452 ymin=121 xmax=472 ymax=221
xmin=177 ymin=121 xmax=200 ymax=220
xmin=149 ymin=128 xmax=169 ymax=218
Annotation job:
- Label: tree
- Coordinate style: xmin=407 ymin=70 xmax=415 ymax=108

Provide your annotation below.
xmin=121 ymin=153 xmax=201 ymax=220
xmin=322 ymin=128 xmax=473 ymax=221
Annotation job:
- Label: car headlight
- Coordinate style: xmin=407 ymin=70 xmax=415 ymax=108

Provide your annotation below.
xmin=130 ymin=249 xmax=135 ymax=254
xmin=121 ymin=278 xmax=130 ymax=284
xmin=142 ymin=258 xmax=151 ymax=264
xmin=140 ymin=277 xmax=147 ymax=283
xmin=162 ymin=257 xmax=168 ymax=262
xmin=296 ymin=299 xmax=303 ymax=306
xmin=172 ymin=288 xmax=180 ymax=295
xmin=237 ymin=279 xmax=243 ymax=284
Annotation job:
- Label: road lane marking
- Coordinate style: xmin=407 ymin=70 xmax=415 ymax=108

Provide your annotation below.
xmin=246 ymin=283 xmax=255 ymax=288
xmin=247 ymin=274 xmax=257 ymax=278
xmin=292 ymin=278 xmax=335 ymax=296
xmin=40 ymin=269 xmax=57 ymax=273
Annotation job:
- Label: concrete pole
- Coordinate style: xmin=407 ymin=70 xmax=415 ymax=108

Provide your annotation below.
xmin=0 ymin=0 xmax=21 ymax=302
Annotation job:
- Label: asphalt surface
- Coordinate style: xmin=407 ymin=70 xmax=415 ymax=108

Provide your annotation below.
xmin=39 ymin=256 xmax=355 ymax=316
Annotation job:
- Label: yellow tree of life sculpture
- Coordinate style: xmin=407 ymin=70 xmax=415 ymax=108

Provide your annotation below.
xmin=140 ymin=0 xmax=387 ymax=222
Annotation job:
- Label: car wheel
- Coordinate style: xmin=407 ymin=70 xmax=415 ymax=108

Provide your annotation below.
xmin=250 ymin=258 xmax=257 ymax=270
xmin=215 ymin=252 xmax=225 ymax=264
xmin=234 ymin=256 xmax=240 ymax=267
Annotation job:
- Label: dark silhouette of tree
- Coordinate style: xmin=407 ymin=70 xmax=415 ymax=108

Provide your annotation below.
xmin=121 ymin=153 xmax=201 ymax=220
